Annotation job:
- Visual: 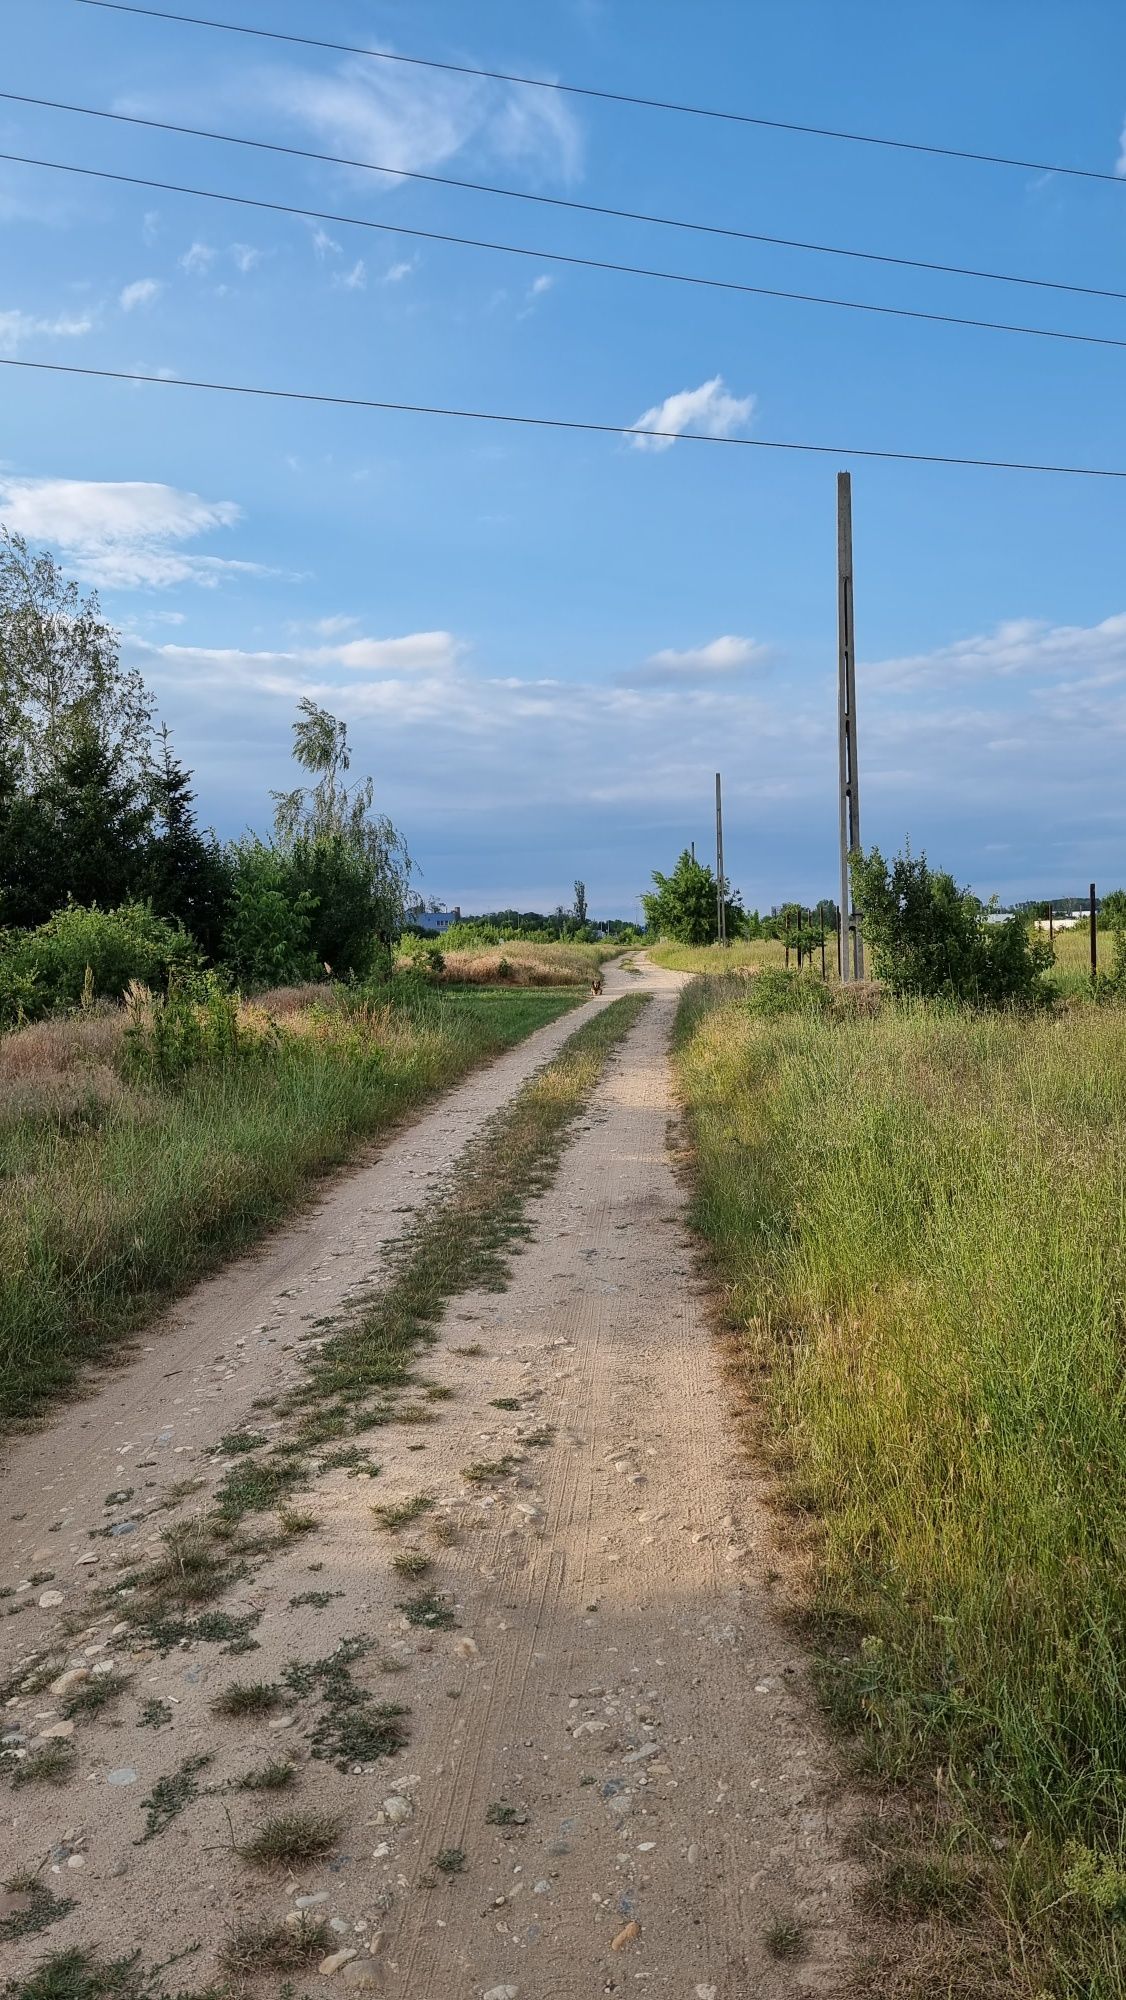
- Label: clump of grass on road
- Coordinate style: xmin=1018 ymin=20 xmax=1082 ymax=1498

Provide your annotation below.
xmin=0 ymin=983 xmax=583 ymax=1429
xmin=674 ymin=976 xmax=1126 ymax=1995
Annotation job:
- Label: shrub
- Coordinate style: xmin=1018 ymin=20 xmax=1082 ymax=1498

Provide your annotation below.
xmin=852 ymin=846 xmax=1052 ymax=1007
xmin=222 ymin=840 xmax=321 ymax=990
xmin=122 ymin=976 xmax=271 ymax=1088
xmin=745 ymin=968 xmax=833 ymax=1018
xmin=0 ymin=901 xmax=197 ymax=1026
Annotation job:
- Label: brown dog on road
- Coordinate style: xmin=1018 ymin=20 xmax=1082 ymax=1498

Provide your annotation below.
xmin=591 ymin=974 xmax=604 ymax=996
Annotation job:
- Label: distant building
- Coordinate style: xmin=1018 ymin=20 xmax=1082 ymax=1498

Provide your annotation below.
xmin=413 ymin=907 xmax=461 ymax=935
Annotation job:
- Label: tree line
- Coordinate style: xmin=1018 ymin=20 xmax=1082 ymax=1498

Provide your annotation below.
xmin=0 ymin=530 xmax=410 ymax=1019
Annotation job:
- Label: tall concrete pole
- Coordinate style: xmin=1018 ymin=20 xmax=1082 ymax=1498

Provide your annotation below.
xmin=715 ymin=772 xmax=726 ymax=946
xmin=837 ymin=472 xmax=863 ymax=979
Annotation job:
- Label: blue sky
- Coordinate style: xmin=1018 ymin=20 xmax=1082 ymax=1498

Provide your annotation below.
xmin=5 ymin=0 xmax=1126 ymax=916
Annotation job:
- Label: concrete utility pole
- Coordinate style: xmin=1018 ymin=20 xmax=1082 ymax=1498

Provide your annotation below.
xmin=715 ymin=772 xmax=727 ymax=946
xmin=836 ymin=471 xmax=863 ymax=980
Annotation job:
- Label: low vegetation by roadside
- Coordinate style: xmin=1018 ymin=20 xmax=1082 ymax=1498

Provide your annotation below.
xmin=647 ymin=938 xmax=790 ymax=975
xmin=0 ymin=980 xmax=587 ymax=1431
xmin=674 ymin=972 xmax=1126 ymax=1998
xmin=398 ymin=937 xmax=618 ymax=986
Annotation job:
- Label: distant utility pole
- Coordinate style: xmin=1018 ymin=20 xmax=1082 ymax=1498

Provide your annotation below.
xmin=715 ymin=772 xmax=727 ymax=946
xmin=836 ymin=471 xmax=864 ymax=981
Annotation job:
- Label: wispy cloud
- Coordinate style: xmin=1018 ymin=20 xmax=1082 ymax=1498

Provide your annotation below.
xmin=628 ymin=375 xmax=755 ymax=452
xmin=0 ymin=308 xmax=93 ymax=355
xmin=518 ymin=271 xmax=556 ymax=318
xmin=335 ymin=258 xmax=367 ymax=292
xmin=230 ymin=243 xmax=264 ymax=273
xmin=179 ymin=241 xmax=216 ymax=276
xmin=119 ymin=278 xmax=161 ymax=312
xmin=0 ymin=476 xmax=267 ymax=590
xmin=384 ymin=257 xmax=417 ymax=284
xmin=624 ymin=635 xmax=770 ymax=684
xmin=258 ymin=50 xmax=582 ymax=187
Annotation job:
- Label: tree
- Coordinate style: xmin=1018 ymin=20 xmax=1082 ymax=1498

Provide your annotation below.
xmin=0 ymin=530 xmax=154 ymax=787
xmin=1098 ymin=887 xmax=1126 ymax=931
xmin=271 ymin=699 xmax=411 ymax=977
xmin=141 ymin=727 xmax=230 ymax=959
xmin=0 ymin=531 xmax=161 ymax=926
xmin=642 ymin=849 xmax=741 ymax=944
xmin=34 ymin=702 xmax=152 ymax=913
xmin=573 ymin=879 xmax=588 ymax=926
xmin=852 ymin=844 xmax=1052 ymax=1006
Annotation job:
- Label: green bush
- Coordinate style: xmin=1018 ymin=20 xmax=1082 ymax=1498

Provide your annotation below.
xmin=745 ymin=967 xmax=833 ymax=1018
xmin=123 ymin=977 xmax=271 ymax=1089
xmin=222 ymin=840 xmax=320 ymax=990
xmin=0 ymin=901 xmax=197 ymax=1025
xmin=853 ymin=845 xmax=1052 ymax=1007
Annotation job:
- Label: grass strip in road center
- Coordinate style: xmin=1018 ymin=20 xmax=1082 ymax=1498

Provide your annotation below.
xmin=297 ymin=992 xmax=650 ymax=1415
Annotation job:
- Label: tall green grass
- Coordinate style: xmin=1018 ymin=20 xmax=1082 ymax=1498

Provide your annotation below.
xmin=675 ymin=979 xmax=1126 ymax=1995
xmin=648 ymin=938 xmax=790 ymax=975
xmin=0 ymin=985 xmax=581 ymax=1427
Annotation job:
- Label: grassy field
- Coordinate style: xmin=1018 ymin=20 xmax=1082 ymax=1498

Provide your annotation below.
xmin=674 ymin=976 xmax=1126 ymax=1997
xmin=0 ymin=981 xmax=583 ymax=1429
xmin=402 ymin=939 xmax=618 ymax=986
xmin=647 ymin=938 xmax=791 ymax=975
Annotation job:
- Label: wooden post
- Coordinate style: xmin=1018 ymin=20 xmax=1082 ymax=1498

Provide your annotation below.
xmin=785 ymin=916 xmax=790 ymax=970
xmin=1091 ymin=882 xmax=1098 ymax=984
xmin=820 ymin=907 xmax=827 ymax=979
xmin=1048 ymin=899 xmax=1054 ymax=946
xmin=837 ymin=472 xmax=863 ymax=981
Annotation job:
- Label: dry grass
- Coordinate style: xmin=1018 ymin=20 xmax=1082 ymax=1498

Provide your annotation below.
xmin=433 ymin=941 xmax=611 ymax=986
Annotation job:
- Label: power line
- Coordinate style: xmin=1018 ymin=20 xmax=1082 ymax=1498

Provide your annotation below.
xmin=9 ymin=148 xmax=1126 ymax=360
xmin=70 ymin=0 xmax=1126 ymax=188
xmin=4 ymin=355 xmax=1126 ymax=481
xmin=6 ymin=90 xmax=1126 ymax=310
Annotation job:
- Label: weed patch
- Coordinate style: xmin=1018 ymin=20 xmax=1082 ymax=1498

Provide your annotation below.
xmin=239 ymin=1809 xmax=342 ymax=1869
xmin=281 ymin=1638 xmax=409 ymax=1770
xmin=136 ymin=1756 xmax=210 ymax=1841
xmin=210 ymin=1681 xmax=284 ymax=1718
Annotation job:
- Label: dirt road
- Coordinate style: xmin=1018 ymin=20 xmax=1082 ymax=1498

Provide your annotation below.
xmin=1 ymin=957 xmax=856 ymax=1997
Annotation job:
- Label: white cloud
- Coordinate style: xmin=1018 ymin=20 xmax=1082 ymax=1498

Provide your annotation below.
xmin=142 ymin=210 xmax=161 ymax=244
xmin=384 ymin=258 xmax=417 ymax=283
xmin=0 ymin=476 xmax=257 ymax=590
xmin=259 ymin=51 xmax=582 ymax=187
xmin=518 ymin=271 xmax=556 ymax=319
xmin=143 ymin=628 xmax=464 ymax=684
xmin=119 ymin=278 xmax=161 ymax=312
xmin=626 ymin=635 xmax=769 ymax=683
xmin=0 ymin=308 xmax=93 ymax=355
xmin=335 ymin=258 xmax=367 ymax=292
xmin=628 ymin=375 xmax=756 ymax=452
xmin=180 ymin=241 xmax=216 ymax=275
xmin=230 ymin=243 xmax=264 ymax=273
xmin=865 ymin=613 xmax=1126 ymax=694
xmin=312 ymin=226 xmax=342 ymax=259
